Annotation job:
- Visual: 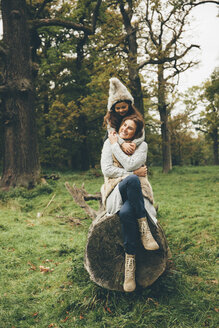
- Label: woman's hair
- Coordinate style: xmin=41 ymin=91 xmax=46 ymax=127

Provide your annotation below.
xmin=103 ymin=100 xmax=143 ymax=132
xmin=120 ymin=114 xmax=144 ymax=140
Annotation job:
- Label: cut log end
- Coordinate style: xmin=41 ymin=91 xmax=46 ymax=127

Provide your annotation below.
xmin=65 ymin=181 xmax=170 ymax=292
xmin=84 ymin=212 xmax=170 ymax=292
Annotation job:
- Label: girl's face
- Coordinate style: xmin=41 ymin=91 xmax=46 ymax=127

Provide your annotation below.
xmin=114 ymin=102 xmax=129 ymax=116
xmin=119 ymin=119 xmax=137 ymax=140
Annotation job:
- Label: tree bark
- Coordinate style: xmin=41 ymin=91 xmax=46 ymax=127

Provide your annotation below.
xmin=119 ymin=1 xmax=144 ymax=116
xmin=212 ymin=126 xmax=218 ymax=165
xmin=0 ymin=0 xmax=40 ymax=188
xmin=158 ymin=65 xmax=172 ymax=173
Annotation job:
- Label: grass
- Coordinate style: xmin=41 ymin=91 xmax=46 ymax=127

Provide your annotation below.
xmin=0 ymin=166 xmax=218 ymax=328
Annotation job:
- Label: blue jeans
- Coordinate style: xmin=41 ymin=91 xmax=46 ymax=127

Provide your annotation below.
xmin=118 ymin=175 xmax=147 ymax=255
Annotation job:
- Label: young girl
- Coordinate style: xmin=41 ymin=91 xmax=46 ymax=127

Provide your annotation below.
xmin=103 ymin=77 xmax=145 ymax=155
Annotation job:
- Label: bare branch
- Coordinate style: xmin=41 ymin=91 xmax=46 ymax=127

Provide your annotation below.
xmin=166 ymin=60 xmax=199 ymax=81
xmin=145 ymin=0 xmax=158 ymax=47
xmin=138 ymin=44 xmax=200 ymax=70
xmin=183 ymin=1 xmax=219 ymax=8
xmin=165 ymin=10 xmax=190 ymax=53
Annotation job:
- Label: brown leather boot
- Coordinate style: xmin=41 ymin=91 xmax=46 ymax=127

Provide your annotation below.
xmin=138 ymin=218 xmax=159 ymax=250
xmin=123 ymin=254 xmax=136 ymax=292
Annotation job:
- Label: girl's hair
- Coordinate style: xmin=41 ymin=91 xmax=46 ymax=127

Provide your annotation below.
xmin=103 ymin=100 xmax=143 ymax=132
xmin=120 ymin=114 xmax=144 ymax=140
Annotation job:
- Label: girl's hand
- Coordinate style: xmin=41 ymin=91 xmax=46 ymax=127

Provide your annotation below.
xmin=121 ymin=142 xmax=136 ymax=155
xmin=109 ymin=131 xmax=118 ymax=144
xmin=133 ymin=165 xmax=147 ymax=177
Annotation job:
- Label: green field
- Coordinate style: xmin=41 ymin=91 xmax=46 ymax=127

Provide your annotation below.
xmin=0 ymin=166 xmax=218 ymax=328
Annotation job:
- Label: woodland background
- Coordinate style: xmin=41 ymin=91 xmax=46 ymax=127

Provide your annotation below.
xmin=0 ymin=0 xmax=218 ymax=189
xmin=0 ymin=2 xmax=218 ymax=327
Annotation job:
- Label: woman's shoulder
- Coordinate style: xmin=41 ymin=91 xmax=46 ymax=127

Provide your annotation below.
xmin=102 ymin=138 xmax=111 ymax=150
xmin=138 ymin=141 xmax=148 ymax=151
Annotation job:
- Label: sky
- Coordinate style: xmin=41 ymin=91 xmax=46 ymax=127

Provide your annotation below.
xmin=178 ymin=3 xmax=219 ymax=92
xmin=0 ymin=3 xmax=218 ymax=93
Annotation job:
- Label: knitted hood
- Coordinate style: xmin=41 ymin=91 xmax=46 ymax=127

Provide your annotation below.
xmin=107 ymin=77 xmax=134 ymax=111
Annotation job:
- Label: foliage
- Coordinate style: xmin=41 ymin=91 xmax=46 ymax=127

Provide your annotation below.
xmin=0 ymin=167 xmax=218 ymax=327
xmin=199 ymin=69 xmax=219 ymax=142
xmin=0 ymin=0 xmax=218 ymax=174
xmin=169 ymin=113 xmax=212 ymax=165
xmin=182 ymin=68 xmax=219 ymax=164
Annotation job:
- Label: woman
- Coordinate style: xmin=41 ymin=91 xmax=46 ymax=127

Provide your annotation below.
xmin=101 ymin=114 xmax=159 ymax=293
xmin=103 ymin=77 xmax=145 ymax=155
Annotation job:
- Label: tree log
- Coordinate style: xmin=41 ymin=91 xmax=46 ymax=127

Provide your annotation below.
xmin=84 ymin=211 xmax=170 ymax=291
xmin=65 ymin=182 xmax=171 ymax=291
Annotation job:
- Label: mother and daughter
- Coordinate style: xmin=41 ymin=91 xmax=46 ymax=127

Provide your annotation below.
xmin=100 ymin=78 xmax=159 ymax=292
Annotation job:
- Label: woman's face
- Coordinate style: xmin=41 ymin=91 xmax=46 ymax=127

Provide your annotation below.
xmin=119 ymin=119 xmax=137 ymax=140
xmin=114 ymin=102 xmax=129 ymax=116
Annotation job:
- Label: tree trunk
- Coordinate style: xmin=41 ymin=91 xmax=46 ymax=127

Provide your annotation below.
xmin=85 ymin=212 xmax=170 ymax=291
xmin=119 ymin=1 xmax=144 ymax=116
xmin=158 ymin=64 xmax=172 ymax=173
xmin=0 ymin=0 xmax=40 ymax=188
xmin=212 ymin=126 xmax=218 ymax=165
xmin=65 ymin=182 xmax=171 ymax=292
xmin=78 ymin=113 xmax=90 ymax=171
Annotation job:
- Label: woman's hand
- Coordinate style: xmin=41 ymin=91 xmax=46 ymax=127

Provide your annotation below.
xmin=133 ymin=165 xmax=147 ymax=177
xmin=121 ymin=142 xmax=136 ymax=155
xmin=109 ymin=131 xmax=118 ymax=144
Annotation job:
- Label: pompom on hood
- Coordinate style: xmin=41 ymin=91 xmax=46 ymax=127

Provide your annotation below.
xmin=107 ymin=77 xmax=134 ymax=111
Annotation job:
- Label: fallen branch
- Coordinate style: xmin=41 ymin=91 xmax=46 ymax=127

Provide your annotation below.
xmin=65 ymin=182 xmax=101 ymax=220
xmin=37 ymin=193 xmax=56 ymax=218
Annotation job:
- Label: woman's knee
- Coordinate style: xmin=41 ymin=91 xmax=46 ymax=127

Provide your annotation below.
xmin=126 ymin=174 xmax=140 ymax=187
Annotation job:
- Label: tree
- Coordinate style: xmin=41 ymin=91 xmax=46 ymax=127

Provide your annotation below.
xmin=118 ymin=0 xmax=145 ymax=115
xmin=35 ymin=1 xmax=105 ymax=170
xmin=105 ymin=0 xmax=201 ymax=172
xmin=136 ymin=0 xmax=200 ymax=173
xmin=203 ymin=69 xmax=219 ymax=165
xmin=182 ymin=69 xmax=219 ymax=165
xmin=0 ymin=0 xmax=40 ymax=188
xmin=169 ymin=113 xmax=210 ymax=165
xmin=195 ymin=69 xmax=219 ymax=165
xmin=0 ymin=0 xmax=102 ymax=187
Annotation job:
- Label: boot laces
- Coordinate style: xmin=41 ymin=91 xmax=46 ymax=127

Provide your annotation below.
xmin=140 ymin=220 xmax=151 ymax=241
xmin=125 ymin=257 xmax=135 ymax=279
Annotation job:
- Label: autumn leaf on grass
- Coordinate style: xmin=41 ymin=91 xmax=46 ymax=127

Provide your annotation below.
xmin=26 ymin=220 xmax=35 ymax=227
xmin=42 ymin=259 xmax=54 ymax=263
xmin=39 ymin=265 xmax=54 ymax=273
xmin=104 ymin=307 xmax=112 ymax=314
xmin=28 ymin=262 xmax=37 ymax=271
xmin=61 ymin=316 xmax=69 ymax=323
xmin=32 ymin=312 xmax=39 ymax=317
